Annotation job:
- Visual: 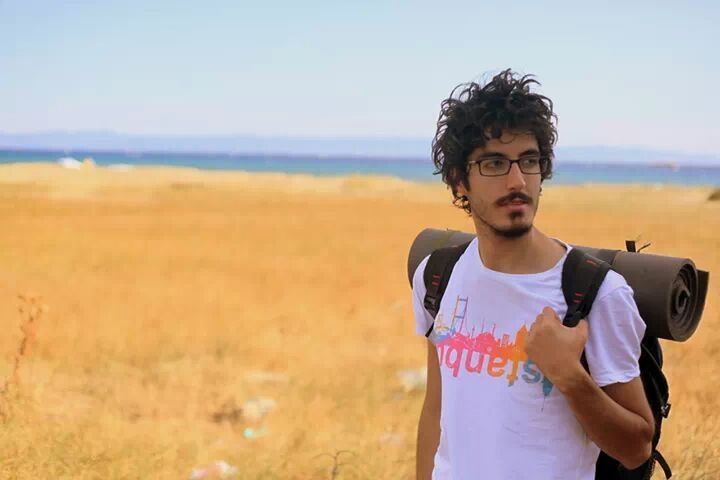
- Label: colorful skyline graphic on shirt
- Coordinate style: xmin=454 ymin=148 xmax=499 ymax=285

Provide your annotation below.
xmin=432 ymin=295 xmax=554 ymax=396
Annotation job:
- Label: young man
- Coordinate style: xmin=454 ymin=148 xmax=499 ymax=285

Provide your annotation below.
xmin=413 ymin=70 xmax=655 ymax=480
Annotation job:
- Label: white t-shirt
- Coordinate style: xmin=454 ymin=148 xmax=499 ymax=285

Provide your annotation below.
xmin=412 ymin=237 xmax=646 ymax=480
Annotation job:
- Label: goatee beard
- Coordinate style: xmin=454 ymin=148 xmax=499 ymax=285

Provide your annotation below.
xmin=489 ymin=223 xmax=532 ymax=239
xmin=478 ymin=211 xmax=533 ymax=238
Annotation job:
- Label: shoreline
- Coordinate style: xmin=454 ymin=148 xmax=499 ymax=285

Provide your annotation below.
xmin=2 ymin=147 xmax=720 ymax=170
xmin=0 ymin=162 xmax=718 ymax=203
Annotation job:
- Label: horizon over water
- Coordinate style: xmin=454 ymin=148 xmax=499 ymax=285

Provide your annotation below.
xmin=2 ymin=149 xmax=720 ymax=186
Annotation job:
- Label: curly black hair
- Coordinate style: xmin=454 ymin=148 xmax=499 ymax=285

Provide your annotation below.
xmin=431 ymin=69 xmax=558 ymax=215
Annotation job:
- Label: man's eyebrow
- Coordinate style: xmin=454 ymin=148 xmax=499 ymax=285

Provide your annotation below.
xmin=477 ymin=149 xmax=541 ymax=159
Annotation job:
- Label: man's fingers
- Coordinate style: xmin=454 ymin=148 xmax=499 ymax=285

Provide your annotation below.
xmin=576 ymin=318 xmax=589 ymax=335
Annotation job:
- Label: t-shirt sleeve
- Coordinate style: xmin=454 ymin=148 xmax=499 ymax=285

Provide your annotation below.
xmin=411 ymin=254 xmax=435 ymax=337
xmin=584 ymin=270 xmax=646 ymax=387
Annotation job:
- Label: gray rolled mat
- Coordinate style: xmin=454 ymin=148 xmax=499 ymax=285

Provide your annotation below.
xmin=407 ymin=228 xmax=709 ymax=342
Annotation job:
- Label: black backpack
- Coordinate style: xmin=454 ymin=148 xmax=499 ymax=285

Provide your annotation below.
xmin=422 ymin=241 xmax=673 ymax=480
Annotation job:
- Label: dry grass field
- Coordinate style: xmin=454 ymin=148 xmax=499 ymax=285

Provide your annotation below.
xmin=0 ymin=163 xmax=718 ymax=479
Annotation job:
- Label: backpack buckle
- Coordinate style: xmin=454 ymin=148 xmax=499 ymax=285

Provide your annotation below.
xmin=661 ymin=402 xmax=671 ymax=418
xmin=424 ymin=296 xmax=439 ymax=314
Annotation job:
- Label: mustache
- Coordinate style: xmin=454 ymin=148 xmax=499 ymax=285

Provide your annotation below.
xmin=496 ymin=192 xmax=532 ymax=206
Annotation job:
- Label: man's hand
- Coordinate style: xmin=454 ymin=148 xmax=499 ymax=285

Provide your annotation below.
xmin=525 ymin=306 xmax=588 ymax=389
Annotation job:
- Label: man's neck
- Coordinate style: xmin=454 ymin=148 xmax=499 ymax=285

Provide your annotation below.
xmin=475 ymin=226 xmax=566 ymax=274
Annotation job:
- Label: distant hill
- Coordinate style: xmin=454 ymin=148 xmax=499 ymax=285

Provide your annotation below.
xmin=0 ymin=130 xmax=718 ymax=166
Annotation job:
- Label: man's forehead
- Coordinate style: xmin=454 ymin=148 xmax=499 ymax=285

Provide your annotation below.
xmin=470 ymin=131 xmax=539 ymax=158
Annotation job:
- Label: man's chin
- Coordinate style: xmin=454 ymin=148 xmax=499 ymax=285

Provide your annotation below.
xmin=476 ymin=211 xmax=534 ymax=239
xmin=487 ymin=219 xmax=533 ymax=239
xmin=491 ymin=225 xmax=532 ymax=239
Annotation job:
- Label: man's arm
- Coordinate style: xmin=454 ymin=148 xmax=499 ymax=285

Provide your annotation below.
xmin=554 ymin=363 xmax=655 ymax=469
xmin=416 ymin=339 xmax=441 ymax=480
xmin=526 ymin=306 xmax=654 ymax=470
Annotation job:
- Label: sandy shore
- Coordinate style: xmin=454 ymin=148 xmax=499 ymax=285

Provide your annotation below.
xmin=0 ymin=162 xmax=718 ymax=478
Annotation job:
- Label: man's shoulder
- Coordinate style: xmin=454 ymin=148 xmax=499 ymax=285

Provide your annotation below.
xmin=561 ymin=243 xmax=632 ymax=303
xmin=412 ymin=254 xmax=432 ymax=295
xmin=412 ymin=240 xmax=476 ymax=291
xmin=595 ymin=268 xmax=634 ymax=303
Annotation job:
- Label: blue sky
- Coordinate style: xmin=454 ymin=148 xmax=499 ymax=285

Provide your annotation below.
xmin=1 ymin=1 xmax=718 ymax=154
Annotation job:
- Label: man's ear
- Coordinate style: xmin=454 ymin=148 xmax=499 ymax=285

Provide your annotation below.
xmin=450 ymin=166 xmax=470 ymax=197
xmin=456 ymin=179 xmax=472 ymax=198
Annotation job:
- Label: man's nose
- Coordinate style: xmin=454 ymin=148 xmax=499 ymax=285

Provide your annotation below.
xmin=506 ymin=162 xmax=527 ymax=190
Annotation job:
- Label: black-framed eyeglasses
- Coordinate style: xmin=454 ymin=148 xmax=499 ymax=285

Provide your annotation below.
xmin=467 ymin=155 xmax=549 ymax=177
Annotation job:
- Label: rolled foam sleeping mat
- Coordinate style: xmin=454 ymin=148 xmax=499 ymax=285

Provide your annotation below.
xmin=407 ymin=228 xmax=709 ymax=342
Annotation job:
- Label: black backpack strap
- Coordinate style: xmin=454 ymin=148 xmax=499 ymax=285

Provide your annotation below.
xmin=561 ymin=249 xmax=612 ymax=328
xmin=422 ymin=241 xmax=472 ymax=337
xmin=654 ymin=450 xmax=673 ymax=478
xmin=562 ymin=248 xmax=612 ymax=371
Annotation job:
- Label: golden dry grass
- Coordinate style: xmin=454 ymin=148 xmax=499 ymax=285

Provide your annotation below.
xmin=0 ymin=162 xmax=718 ymax=479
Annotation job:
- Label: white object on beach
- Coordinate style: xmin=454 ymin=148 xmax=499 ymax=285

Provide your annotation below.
xmin=242 ymin=396 xmax=276 ymax=422
xmin=57 ymin=157 xmax=82 ymax=169
xmin=397 ymin=367 xmax=427 ymax=392
xmin=189 ymin=460 xmax=239 ymax=479
xmin=379 ymin=432 xmax=404 ymax=446
xmin=243 ymin=426 xmax=269 ymax=439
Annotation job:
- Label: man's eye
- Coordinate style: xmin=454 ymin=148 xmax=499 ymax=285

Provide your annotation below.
xmin=521 ymin=156 xmax=540 ymax=166
xmin=487 ymin=159 xmax=506 ymax=168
